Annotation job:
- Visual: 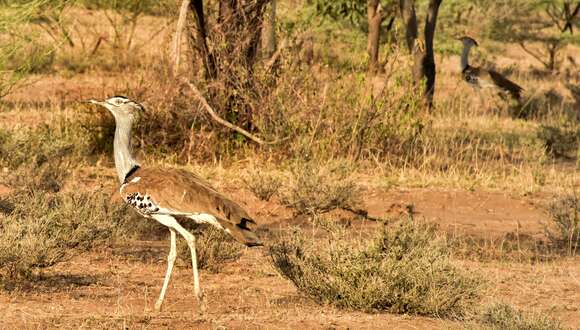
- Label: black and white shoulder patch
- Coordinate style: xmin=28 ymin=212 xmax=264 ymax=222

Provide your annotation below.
xmin=124 ymin=192 xmax=160 ymax=214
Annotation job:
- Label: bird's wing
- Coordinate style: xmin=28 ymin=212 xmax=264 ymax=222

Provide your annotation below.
xmin=121 ymin=167 xmax=261 ymax=246
xmin=488 ymin=69 xmax=523 ymax=100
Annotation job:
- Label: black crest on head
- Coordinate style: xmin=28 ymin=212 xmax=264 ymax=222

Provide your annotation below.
xmin=112 ymin=95 xmax=129 ymax=100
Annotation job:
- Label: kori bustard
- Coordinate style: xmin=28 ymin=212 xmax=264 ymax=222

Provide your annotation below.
xmin=457 ymin=36 xmax=523 ymax=101
xmin=87 ymin=96 xmax=262 ymax=312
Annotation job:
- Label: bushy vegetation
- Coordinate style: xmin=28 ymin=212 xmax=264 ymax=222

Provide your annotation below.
xmin=546 ymin=194 xmax=580 ymax=256
xmin=177 ymin=225 xmax=243 ymax=273
xmin=481 ymin=303 xmax=563 ymax=330
xmin=0 ymin=188 xmax=129 ymax=285
xmin=270 ymin=220 xmax=482 ymax=317
xmin=279 ymin=160 xmax=360 ymax=215
xmin=243 ymin=167 xmax=283 ymax=201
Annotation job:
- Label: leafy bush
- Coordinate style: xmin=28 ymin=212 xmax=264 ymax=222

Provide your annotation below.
xmin=481 ymin=303 xmax=563 ymax=330
xmin=270 ymin=220 xmax=482 ymax=317
xmin=279 ymin=161 xmax=360 ymax=215
xmin=546 ymin=194 xmax=580 ymax=256
xmin=0 ymin=188 xmax=129 ymax=284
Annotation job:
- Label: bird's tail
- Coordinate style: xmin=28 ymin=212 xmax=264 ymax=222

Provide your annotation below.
xmin=217 ymin=218 xmax=263 ymax=247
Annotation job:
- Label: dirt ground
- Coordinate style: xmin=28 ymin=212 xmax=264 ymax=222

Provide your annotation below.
xmin=1 ymin=184 xmax=579 ymax=329
xmin=1 ymin=82 xmax=579 ymax=329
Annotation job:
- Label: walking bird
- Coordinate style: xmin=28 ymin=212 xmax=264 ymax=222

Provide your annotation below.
xmin=87 ymin=96 xmax=262 ymax=312
xmin=457 ymin=36 xmax=523 ymax=101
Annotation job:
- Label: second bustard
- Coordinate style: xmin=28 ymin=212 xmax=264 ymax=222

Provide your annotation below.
xmin=458 ymin=36 xmax=523 ymax=101
xmin=88 ymin=96 xmax=262 ymax=312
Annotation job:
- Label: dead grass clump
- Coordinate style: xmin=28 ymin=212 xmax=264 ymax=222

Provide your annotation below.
xmin=0 ymin=125 xmax=88 ymax=192
xmin=448 ymin=231 xmax=553 ymax=263
xmin=537 ymin=125 xmax=579 ymax=160
xmin=279 ymin=161 xmax=360 ymax=215
xmin=0 ymin=188 xmax=128 ymax=285
xmin=481 ymin=303 xmax=563 ymax=330
xmin=546 ymin=194 xmax=580 ymax=256
xmin=270 ymin=220 xmax=482 ymax=317
xmin=177 ymin=225 xmax=243 ymax=273
xmin=243 ymin=168 xmax=283 ymax=201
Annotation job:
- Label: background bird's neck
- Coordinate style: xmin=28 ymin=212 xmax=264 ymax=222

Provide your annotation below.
xmin=113 ymin=117 xmax=139 ymax=183
xmin=461 ymin=44 xmax=472 ymax=71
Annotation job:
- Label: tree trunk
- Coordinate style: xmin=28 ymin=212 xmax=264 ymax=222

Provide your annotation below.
xmin=190 ymin=0 xmax=217 ymax=79
xmin=263 ymin=0 xmax=277 ymax=58
xmin=188 ymin=0 xmax=270 ymax=132
xmin=367 ymin=0 xmax=383 ymax=74
xmin=407 ymin=0 xmax=442 ymax=109
xmin=399 ymin=0 xmax=418 ymax=54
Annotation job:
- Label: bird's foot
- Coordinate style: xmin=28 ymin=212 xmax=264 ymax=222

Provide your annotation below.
xmin=196 ymin=290 xmax=206 ymax=313
xmin=154 ymin=300 xmax=163 ymax=312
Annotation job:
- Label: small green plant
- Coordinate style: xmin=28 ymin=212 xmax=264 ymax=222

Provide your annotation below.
xmin=481 ymin=303 xmax=563 ymax=330
xmin=243 ymin=168 xmax=283 ymax=201
xmin=280 ymin=161 xmax=360 ymax=215
xmin=546 ymin=194 xmax=580 ymax=256
xmin=270 ymin=220 xmax=482 ymax=317
xmin=178 ymin=225 xmax=243 ymax=273
xmin=0 ymin=188 xmax=129 ymax=285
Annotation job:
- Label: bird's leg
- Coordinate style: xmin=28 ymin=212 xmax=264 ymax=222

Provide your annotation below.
xmin=186 ymin=234 xmax=203 ymax=302
xmin=155 ymin=228 xmax=177 ymax=312
xmin=172 ymin=225 xmax=206 ymax=310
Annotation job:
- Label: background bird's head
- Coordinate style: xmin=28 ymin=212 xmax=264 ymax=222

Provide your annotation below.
xmin=457 ymin=36 xmax=479 ymax=48
xmin=87 ymin=96 xmax=145 ymax=121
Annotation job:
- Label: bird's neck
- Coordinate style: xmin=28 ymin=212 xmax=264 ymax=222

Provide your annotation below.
xmin=460 ymin=44 xmax=472 ymax=71
xmin=113 ymin=117 xmax=140 ymax=184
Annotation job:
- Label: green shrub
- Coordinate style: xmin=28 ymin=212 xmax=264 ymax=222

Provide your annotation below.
xmin=270 ymin=220 xmax=482 ymax=317
xmin=0 ymin=188 xmax=129 ymax=284
xmin=481 ymin=303 xmax=563 ymax=330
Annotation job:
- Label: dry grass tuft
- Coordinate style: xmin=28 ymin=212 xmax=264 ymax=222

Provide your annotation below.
xmin=546 ymin=194 xmax=580 ymax=256
xmin=270 ymin=219 xmax=482 ymax=317
xmin=177 ymin=225 xmax=243 ymax=273
xmin=279 ymin=161 xmax=360 ymax=215
xmin=243 ymin=168 xmax=283 ymax=201
xmin=0 ymin=188 xmax=129 ymax=286
xmin=481 ymin=303 xmax=563 ymax=330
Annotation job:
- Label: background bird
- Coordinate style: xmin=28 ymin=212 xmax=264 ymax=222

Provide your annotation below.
xmin=457 ymin=36 xmax=524 ymax=101
xmin=87 ymin=96 xmax=262 ymax=312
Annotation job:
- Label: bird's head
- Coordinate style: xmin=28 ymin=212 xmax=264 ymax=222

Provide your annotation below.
xmin=86 ymin=96 xmax=145 ymax=121
xmin=456 ymin=36 xmax=479 ymax=47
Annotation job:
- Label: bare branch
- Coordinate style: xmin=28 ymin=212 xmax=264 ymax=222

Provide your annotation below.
xmin=518 ymin=41 xmax=549 ymax=68
xmin=173 ymin=0 xmax=191 ymax=76
xmin=184 ymin=81 xmax=285 ymax=146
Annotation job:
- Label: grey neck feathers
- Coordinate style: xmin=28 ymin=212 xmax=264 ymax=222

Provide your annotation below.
xmin=460 ymin=44 xmax=472 ymax=71
xmin=113 ymin=116 xmax=140 ymax=183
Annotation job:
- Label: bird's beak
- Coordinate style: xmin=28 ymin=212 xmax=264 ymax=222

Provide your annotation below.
xmin=83 ymin=99 xmax=105 ymax=106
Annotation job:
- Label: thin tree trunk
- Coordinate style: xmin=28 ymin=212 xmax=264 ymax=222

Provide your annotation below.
xmin=367 ymin=0 xmax=383 ymax=74
xmin=190 ymin=0 xmax=217 ymax=79
xmin=409 ymin=0 xmax=442 ymax=109
xmin=399 ymin=0 xmax=418 ymax=53
xmin=264 ymin=0 xmax=277 ymax=58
